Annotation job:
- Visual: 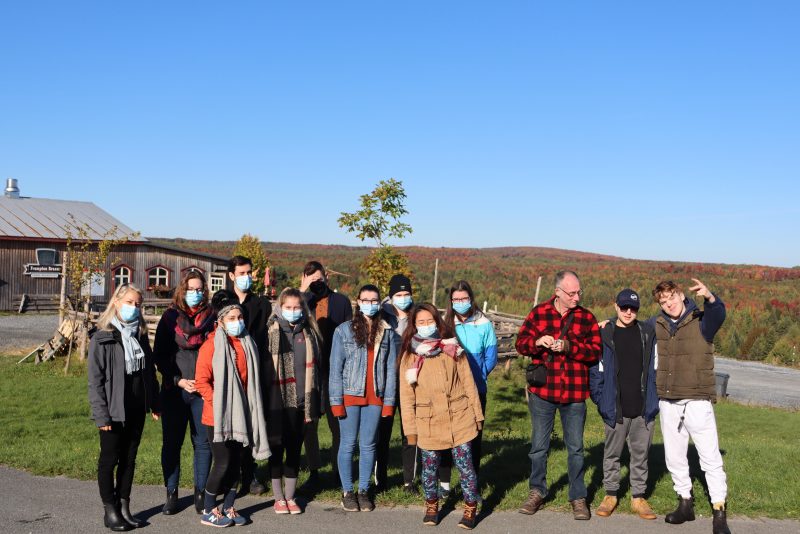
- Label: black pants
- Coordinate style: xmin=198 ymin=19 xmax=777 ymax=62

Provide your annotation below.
xmin=97 ymin=372 xmax=146 ymax=504
xmin=268 ymin=408 xmax=305 ymax=479
xmin=376 ymin=404 xmax=418 ymax=487
xmin=205 ymin=426 xmax=243 ymax=496
xmin=439 ymin=392 xmax=487 ymax=484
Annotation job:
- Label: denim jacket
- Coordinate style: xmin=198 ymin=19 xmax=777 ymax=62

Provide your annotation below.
xmin=329 ymin=319 xmax=398 ymax=408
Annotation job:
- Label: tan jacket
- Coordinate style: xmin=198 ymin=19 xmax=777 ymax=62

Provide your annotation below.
xmin=399 ymin=351 xmax=484 ymax=451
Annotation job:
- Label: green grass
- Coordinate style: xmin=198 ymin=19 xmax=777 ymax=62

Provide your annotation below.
xmin=1 ymin=355 xmax=798 ymax=519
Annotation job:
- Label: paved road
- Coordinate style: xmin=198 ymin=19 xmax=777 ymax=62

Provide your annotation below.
xmin=0 ymin=314 xmax=58 ymax=355
xmin=715 ymin=357 xmax=800 ymax=409
xmin=2 ymin=467 xmax=796 ymax=534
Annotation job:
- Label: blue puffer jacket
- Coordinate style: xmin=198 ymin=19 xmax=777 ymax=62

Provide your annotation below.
xmin=329 ymin=318 xmax=398 ymax=407
xmin=589 ymin=320 xmax=658 ymax=427
xmin=454 ymin=311 xmax=498 ymax=394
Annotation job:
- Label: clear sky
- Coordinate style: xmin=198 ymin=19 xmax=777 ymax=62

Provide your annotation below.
xmin=2 ymin=1 xmax=798 ymax=267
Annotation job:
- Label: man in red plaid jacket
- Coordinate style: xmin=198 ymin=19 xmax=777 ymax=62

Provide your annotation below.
xmin=515 ymin=271 xmax=601 ymax=520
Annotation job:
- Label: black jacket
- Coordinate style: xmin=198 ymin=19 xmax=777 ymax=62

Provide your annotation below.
xmin=303 ymin=289 xmax=353 ymax=381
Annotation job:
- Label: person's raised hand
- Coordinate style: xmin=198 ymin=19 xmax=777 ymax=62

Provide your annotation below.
xmin=689 ymin=278 xmax=715 ymax=303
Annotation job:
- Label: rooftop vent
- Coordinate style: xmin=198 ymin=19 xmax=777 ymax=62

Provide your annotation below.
xmin=4 ymin=178 xmax=20 ymax=199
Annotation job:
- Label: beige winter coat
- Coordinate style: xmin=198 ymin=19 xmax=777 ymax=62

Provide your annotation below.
xmin=399 ymin=351 xmax=484 ymax=451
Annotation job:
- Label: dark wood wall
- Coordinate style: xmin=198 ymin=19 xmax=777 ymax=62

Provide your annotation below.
xmin=0 ymin=240 xmax=227 ymax=311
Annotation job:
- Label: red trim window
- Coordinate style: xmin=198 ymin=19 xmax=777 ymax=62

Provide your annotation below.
xmin=146 ymin=265 xmax=171 ymax=290
xmin=112 ymin=264 xmax=134 ymax=289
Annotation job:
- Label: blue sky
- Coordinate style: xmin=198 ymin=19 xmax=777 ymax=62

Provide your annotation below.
xmin=1 ymin=1 xmax=798 ymax=267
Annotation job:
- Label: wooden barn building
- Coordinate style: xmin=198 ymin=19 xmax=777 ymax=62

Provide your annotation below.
xmin=0 ymin=179 xmax=230 ymax=312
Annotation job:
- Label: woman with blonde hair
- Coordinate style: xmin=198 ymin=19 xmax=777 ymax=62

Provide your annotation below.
xmin=265 ymin=287 xmax=323 ymax=514
xmin=88 ymin=284 xmax=161 ymax=531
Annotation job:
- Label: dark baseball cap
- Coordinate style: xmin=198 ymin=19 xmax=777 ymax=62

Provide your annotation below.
xmin=616 ymin=288 xmax=640 ymax=309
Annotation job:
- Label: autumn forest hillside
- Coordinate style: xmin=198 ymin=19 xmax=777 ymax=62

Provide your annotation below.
xmin=154 ymin=238 xmax=800 ymax=367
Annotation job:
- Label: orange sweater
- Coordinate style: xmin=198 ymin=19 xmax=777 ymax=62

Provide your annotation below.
xmin=195 ymin=331 xmax=248 ymax=427
xmin=330 ymin=345 xmax=394 ymax=418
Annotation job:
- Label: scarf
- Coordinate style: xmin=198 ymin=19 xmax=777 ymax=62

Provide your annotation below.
xmin=174 ymin=304 xmax=215 ymax=349
xmin=211 ymin=325 xmax=271 ymax=460
xmin=406 ymin=335 xmax=463 ymax=385
xmin=267 ymin=317 xmax=320 ymax=423
xmin=111 ymin=316 xmax=145 ymax=375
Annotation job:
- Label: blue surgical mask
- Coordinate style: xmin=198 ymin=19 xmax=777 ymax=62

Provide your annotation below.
xmin=119 ymin=304 xmax=139 ymax=322
xmin=185 ymin=290 xmax=203 ymax=308
xmin=453 ymin=301 xmax=472 ymax=315
xmin=393 ymin=295 xmax=413 ymax=311
xmin=282 ymin=309 xmax=303 ymax=323
xmin=359 ymin=303 xmax=380 ymax=317
xmin=417 ymin=324 xmax=437 ymax=338
xmin=224 ymin=319 xmax=245 ymax=337
xmin=235 ymin=275 xmax=252 ymax=292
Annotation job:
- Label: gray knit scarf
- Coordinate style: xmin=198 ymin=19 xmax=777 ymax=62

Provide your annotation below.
xmin=111 ymin=316 xmax=145 ymax=375
xmin=211 ymin=325 xmax=270 ymax=460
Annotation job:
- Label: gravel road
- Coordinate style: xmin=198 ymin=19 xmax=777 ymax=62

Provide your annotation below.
xmin=0 ymin=313 xmax=59 ymax=354
xmin=2 ymin=466 xmax=797 ymax=534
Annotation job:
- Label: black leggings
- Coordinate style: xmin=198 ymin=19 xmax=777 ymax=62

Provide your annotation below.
xmin=376 ymin=404 xmax=419 ymax=486
xmin=205 ymin=426 xmax=243 ymax=496
xmin=97 ymin=416 xmax=145 ymax=503
xmin=268 ymin=408 xmax=305 ymax=479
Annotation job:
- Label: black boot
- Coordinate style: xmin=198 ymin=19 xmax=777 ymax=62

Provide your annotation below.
xmin=119 ymin=499 xmax=142 ymax=528
xmin=665 ymin=496 xmax=695 ymax=524
xmin=162 ymin=488 xmax=178 ymax=515
xmin=712 ymin=508 xmax=731 ymax=534
xmin=194 ymin=488 xmax=205 ymax=515
xmin=103 ymin=502 xmax=133 ymax=532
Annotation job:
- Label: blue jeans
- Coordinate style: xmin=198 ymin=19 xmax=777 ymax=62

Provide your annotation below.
xmin=337 ymin=404 xmax=382 ymax=492
xmin=161 ymin=387 xmax=211 ymax=491
xmin=527 ymin=394 xmax=587 ymax=501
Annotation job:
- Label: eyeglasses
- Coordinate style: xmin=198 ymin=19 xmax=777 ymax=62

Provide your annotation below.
xmin=451 ymin=298 xmax=471 ymax=304
xmin=358 ymin=299 xmax=380 ymax=305
xmin=619 ymin=306 xmax=638 ymax=313
xmin=557 ymin=287 xmax=583 ymax=298
xmin=186 ymin=289 xmax=203 ymax=295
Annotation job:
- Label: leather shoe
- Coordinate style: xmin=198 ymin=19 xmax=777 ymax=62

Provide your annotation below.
xmin=596 ymin=495 xmax=617 ymax=517
xmin=571 ymin=498 xmax=591 ymax=520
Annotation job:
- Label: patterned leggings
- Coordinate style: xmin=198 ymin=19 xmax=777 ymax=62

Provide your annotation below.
xmin=421 ymin=443 xmax=478 ymax=503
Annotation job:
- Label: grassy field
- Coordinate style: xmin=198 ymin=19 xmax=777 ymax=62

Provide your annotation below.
xmin=1 ymin=354 xmax=798 ymax=519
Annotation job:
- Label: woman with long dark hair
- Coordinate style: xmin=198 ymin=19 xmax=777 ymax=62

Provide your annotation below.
xmin=88 ymin=284 xmax=160 ymax=531
xmin=329 ymin=284 xmax=398 ymax=512
xmin=265 ymin=288 xmax=323 ymax=514
xmin=399 ymin=303 xmax=484 ymax=529
xmin=154 ymin=271 xmax=216 ymax=515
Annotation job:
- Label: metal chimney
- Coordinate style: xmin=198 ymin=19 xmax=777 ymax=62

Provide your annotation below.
xmin=4 ymin=178 xmax=20 ymax=198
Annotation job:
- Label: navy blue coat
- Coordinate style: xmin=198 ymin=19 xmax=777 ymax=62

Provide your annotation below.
xmin=589 ymin=320 xmax=659 ymax=427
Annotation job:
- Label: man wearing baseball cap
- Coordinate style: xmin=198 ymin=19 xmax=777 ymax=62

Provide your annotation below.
xmin=589 ymin=289 xmax=659 ymax=520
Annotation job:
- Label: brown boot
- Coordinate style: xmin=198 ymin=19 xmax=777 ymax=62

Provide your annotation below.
xmin=631 ymin=497 xmax=657 ymax=520
xmin=458 ymin=501 xmax=478 ymax=530
xmin=596 ymin=495 xmax=618 ymax=517
xmin=518 ymin=489 xmax=544 ymax=515
xmin=423 ymin=498 xmax=439 ymax=526
xmin=571 ymin=498 xmax=591 ymax=520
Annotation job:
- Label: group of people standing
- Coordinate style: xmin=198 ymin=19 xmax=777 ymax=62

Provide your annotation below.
xmin=87 ymin=262 xmax=730 ymax=534
xmin=88 ymin=257 xmax=497 ymax=530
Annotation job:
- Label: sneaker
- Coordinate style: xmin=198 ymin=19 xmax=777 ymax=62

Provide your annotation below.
xmin=571 ymin=498 xmax=591 ymax=520
xmin=286 ymin=499 xmax=302 ymax=515
xmin=423 ymin=498 xmax=439 ymax=526
xmin=458 ymin=501 xmax=478 ymax=530
xmin=274 ymin=499 xmax=289 ymax=514
xmin=249 ymin=479 xmax=266 ymax=495
xmin=518 ymin=489 xmax=544 ymax=515
xmin=341 ymin=491 xmax=360 ymax=512
xmin=224 ymin=507 xmax=248 ymax=526
xmin=358 ymin=490 xmax=375 ymax=512
xmin=631 ymin=497 xmax=657 ymax=520
xmin=596 ymin=495 xmax=618 ymax=517
xmin=201 ymin=507 xmax=233 ymax=528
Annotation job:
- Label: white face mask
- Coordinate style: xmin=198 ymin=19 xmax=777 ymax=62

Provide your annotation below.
xmin=224 ymin=319 xmax=245 ymax=337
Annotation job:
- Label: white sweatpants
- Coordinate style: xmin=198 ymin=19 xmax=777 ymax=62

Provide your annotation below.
xmin=659 ymin=399 xmax=728 ymax=503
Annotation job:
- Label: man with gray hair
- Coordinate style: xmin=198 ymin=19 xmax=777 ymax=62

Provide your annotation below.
xmin=515 ymin=271 xmax=601 ymax=520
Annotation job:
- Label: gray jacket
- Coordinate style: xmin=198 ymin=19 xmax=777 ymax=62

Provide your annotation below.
xmin=88 ymin=327 xmax=160 ymax=427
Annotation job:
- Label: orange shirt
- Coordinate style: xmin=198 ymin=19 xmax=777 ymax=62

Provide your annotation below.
xmin=331 ymin=345 xmax=394 ymax=418
xmin=195 ymin=331 xmax=248 ymax=427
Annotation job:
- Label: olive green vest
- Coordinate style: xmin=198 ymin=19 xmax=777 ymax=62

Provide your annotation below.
xmin=655 ymin=312 xmax=717 ymax=402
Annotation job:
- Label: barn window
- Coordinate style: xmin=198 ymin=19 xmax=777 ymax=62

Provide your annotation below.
xmin=36 ymin=248 xmax=58 ymax=265
xmin=113 ymin=265 xmax=133 ymax=288
xmin=210 ymin=274 xmax=224 ymax=294
xmin=147 ymin=266 xmax=170 ymax=288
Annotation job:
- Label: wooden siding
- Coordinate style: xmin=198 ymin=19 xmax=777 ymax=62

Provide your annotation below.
xmin=0 ymin=240 xmax=228 ymax=312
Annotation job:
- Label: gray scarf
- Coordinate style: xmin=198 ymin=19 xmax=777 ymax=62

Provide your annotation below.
xmin=111 ymin=316 xmax=145 ymax=375
xmin=211 ymin=325 xmax=271 ymax=460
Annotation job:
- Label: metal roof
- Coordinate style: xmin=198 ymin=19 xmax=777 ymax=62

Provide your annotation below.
xmin=0 ymin=196 xmax=147 ymax=242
